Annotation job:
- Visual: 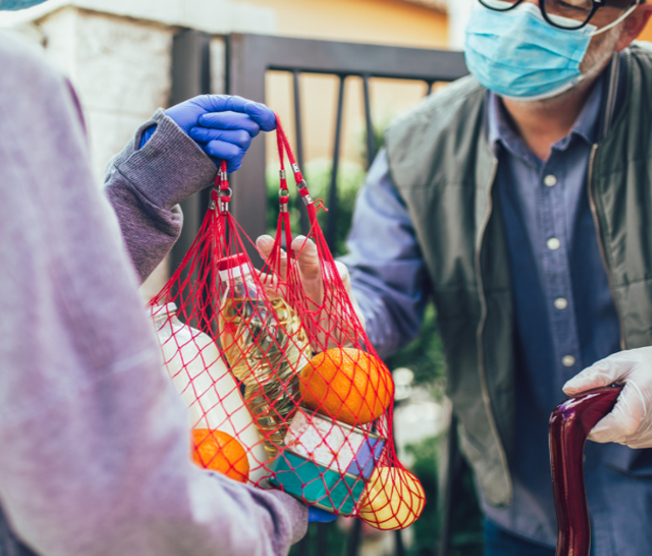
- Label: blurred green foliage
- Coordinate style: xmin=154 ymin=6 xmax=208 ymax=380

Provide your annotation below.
xmin=266 ymin=158 xmax=367 ymax=257
xmin=405 ymin=435 xmax=442 ymax=555
xmin=385 ymin=305 xmax=445 ymax=388
xmin=405 ymin=435 xmax=484 ymax=556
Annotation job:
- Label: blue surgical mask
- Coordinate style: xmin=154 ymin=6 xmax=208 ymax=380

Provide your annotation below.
xmin=0 ymin=0 xmax=47 ymax=10
xmin=464 ymin=2 xmax=597 ymax=100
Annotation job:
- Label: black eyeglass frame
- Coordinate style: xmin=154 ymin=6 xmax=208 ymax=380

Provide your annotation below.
xmin=478 ymin=0 xmax=642 ymax=30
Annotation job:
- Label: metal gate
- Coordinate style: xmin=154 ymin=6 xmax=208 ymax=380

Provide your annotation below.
xmin=169 ymin=30 xmax=469 ymax=556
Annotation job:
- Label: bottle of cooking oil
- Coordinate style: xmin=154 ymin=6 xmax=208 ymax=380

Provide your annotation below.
xmin=217 ymin=254 xmax=311 ymax=459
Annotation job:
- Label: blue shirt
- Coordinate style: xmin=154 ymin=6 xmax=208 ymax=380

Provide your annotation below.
xmin=343 ymin=58 xmax=652 ymax=555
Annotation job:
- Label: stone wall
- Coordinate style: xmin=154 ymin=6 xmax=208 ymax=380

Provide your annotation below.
xmin=1 ymin=0 xmax=273 ymax=180
xmin=38 ymin=8 xmax=175 ymax=182
xmin=0 ymin=0 xmax=274 ymax=300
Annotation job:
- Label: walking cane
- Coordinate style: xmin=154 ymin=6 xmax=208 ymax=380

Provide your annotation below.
xmin=549 ymin=385 xmax=623 ymax=556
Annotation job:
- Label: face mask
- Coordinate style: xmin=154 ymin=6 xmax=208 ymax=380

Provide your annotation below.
xmin=0 ymin=0 xmax=47 ymax=10
xmin=464 ymin=2 xmax=613 ymax=101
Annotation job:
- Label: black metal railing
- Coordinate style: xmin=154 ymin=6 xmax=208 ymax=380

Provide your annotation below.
xmin=170 ymin=30 xmax=469 ymax=556
xmin=225 ymin=33 xmax=467 ymax=245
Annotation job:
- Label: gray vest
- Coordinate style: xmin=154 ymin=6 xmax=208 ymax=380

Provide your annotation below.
xmin=385 ymin=44 xmax=652 ymax=506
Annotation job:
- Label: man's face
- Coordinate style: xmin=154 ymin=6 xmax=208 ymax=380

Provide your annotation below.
xmin=582 ymin=5 xmax=629 ymax=74
xmin=464 ymin=0 xmax=651 ymax=102
xmin=519 ymin=0 xmax=629 ymax=76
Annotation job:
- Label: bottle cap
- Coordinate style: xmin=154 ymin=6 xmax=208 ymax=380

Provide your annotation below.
xmin=217 ymin=254 xmax=251 ymax=281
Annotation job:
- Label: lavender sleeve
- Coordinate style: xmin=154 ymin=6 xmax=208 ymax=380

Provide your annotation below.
xmin=0 ymin=30 xmax=306 ymax=556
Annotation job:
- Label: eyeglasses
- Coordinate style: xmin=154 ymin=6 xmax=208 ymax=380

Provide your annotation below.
xmin=478 ymin=0 xmax=642 ymax=31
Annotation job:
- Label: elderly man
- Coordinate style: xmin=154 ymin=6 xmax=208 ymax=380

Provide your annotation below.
xmin=351 ymin=1 xmax=652 ymax=554
xmin=267 ymin=1 xmax=652 ymax=555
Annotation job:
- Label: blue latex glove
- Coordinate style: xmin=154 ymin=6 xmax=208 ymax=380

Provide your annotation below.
xmin=164 ymin=95 xmax=276 ymax=173
xmin=308 ymin=506 xmax=337 ymax=523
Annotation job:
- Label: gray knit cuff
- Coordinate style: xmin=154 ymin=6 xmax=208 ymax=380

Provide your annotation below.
xmin=113 ymin=109 xmax=218 ymax=210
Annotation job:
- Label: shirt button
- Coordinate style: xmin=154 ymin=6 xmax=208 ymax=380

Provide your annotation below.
xmin=547 ymin=238 xmax=561 ymax=251
xmin=554 ymin=297 xmax=568 ymax=310
xmin=544 ymin=175 xmax=558 ymax=187
xmin=562 ymin=356 xmax=577 ymax=367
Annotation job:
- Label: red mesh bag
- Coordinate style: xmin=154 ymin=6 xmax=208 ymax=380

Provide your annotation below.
xmin=149 ymin=118 xmax=425 ymax=530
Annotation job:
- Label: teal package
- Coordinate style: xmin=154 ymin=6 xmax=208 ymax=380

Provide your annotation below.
xmin=268 ymin=450 xmax=367 ymax=515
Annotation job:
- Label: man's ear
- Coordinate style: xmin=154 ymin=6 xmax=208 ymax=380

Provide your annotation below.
xmin=616 ymin=4 xmax=652 ymax=51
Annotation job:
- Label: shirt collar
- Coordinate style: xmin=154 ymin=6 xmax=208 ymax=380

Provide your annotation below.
xmin=487 ymin=69 xmax=606 ymax=162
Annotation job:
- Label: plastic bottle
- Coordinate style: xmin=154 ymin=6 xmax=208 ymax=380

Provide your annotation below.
xmin=152 ymin=302 xmax=268 ymax=482
xmin=217 ymin=254 xmax=311 ymax=459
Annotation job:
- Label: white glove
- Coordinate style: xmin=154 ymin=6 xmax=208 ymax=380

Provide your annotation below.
xmin=256 ymin=234 xmax=366 ymax=345
xmin=563 ymin=347 xmax=652 ymax=449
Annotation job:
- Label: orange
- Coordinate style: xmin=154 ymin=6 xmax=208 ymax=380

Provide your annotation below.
xmin=357 ymin=467 xmax=425 ymax=530
xmin=299 ymin=347 xmax=394 ymax=426
xmin=191 ymin=429 xmax=249 ymax=483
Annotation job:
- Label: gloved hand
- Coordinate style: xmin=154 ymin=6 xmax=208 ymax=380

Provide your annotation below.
xmin=256 ymin=234 xmax=366 ymax=347
xmin=563 ymin=347 xmax=652 ymax=449
xmin=165 ymin=95 xmax=276 ymax=173
xmin=308 ymin=506 xmax=338 ymax=523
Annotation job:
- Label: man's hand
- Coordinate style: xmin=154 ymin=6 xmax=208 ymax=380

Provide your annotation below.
xmin=256 ymin=234 xmax=366 ymax=343
xmin=563 ymin=347 xmax=652 ymax=449
xmin=166 ymin=95 xmax=276 ymax=173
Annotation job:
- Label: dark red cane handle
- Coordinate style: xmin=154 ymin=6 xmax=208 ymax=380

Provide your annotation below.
xmin=549 ymin=385 xmax=623 ymax=556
